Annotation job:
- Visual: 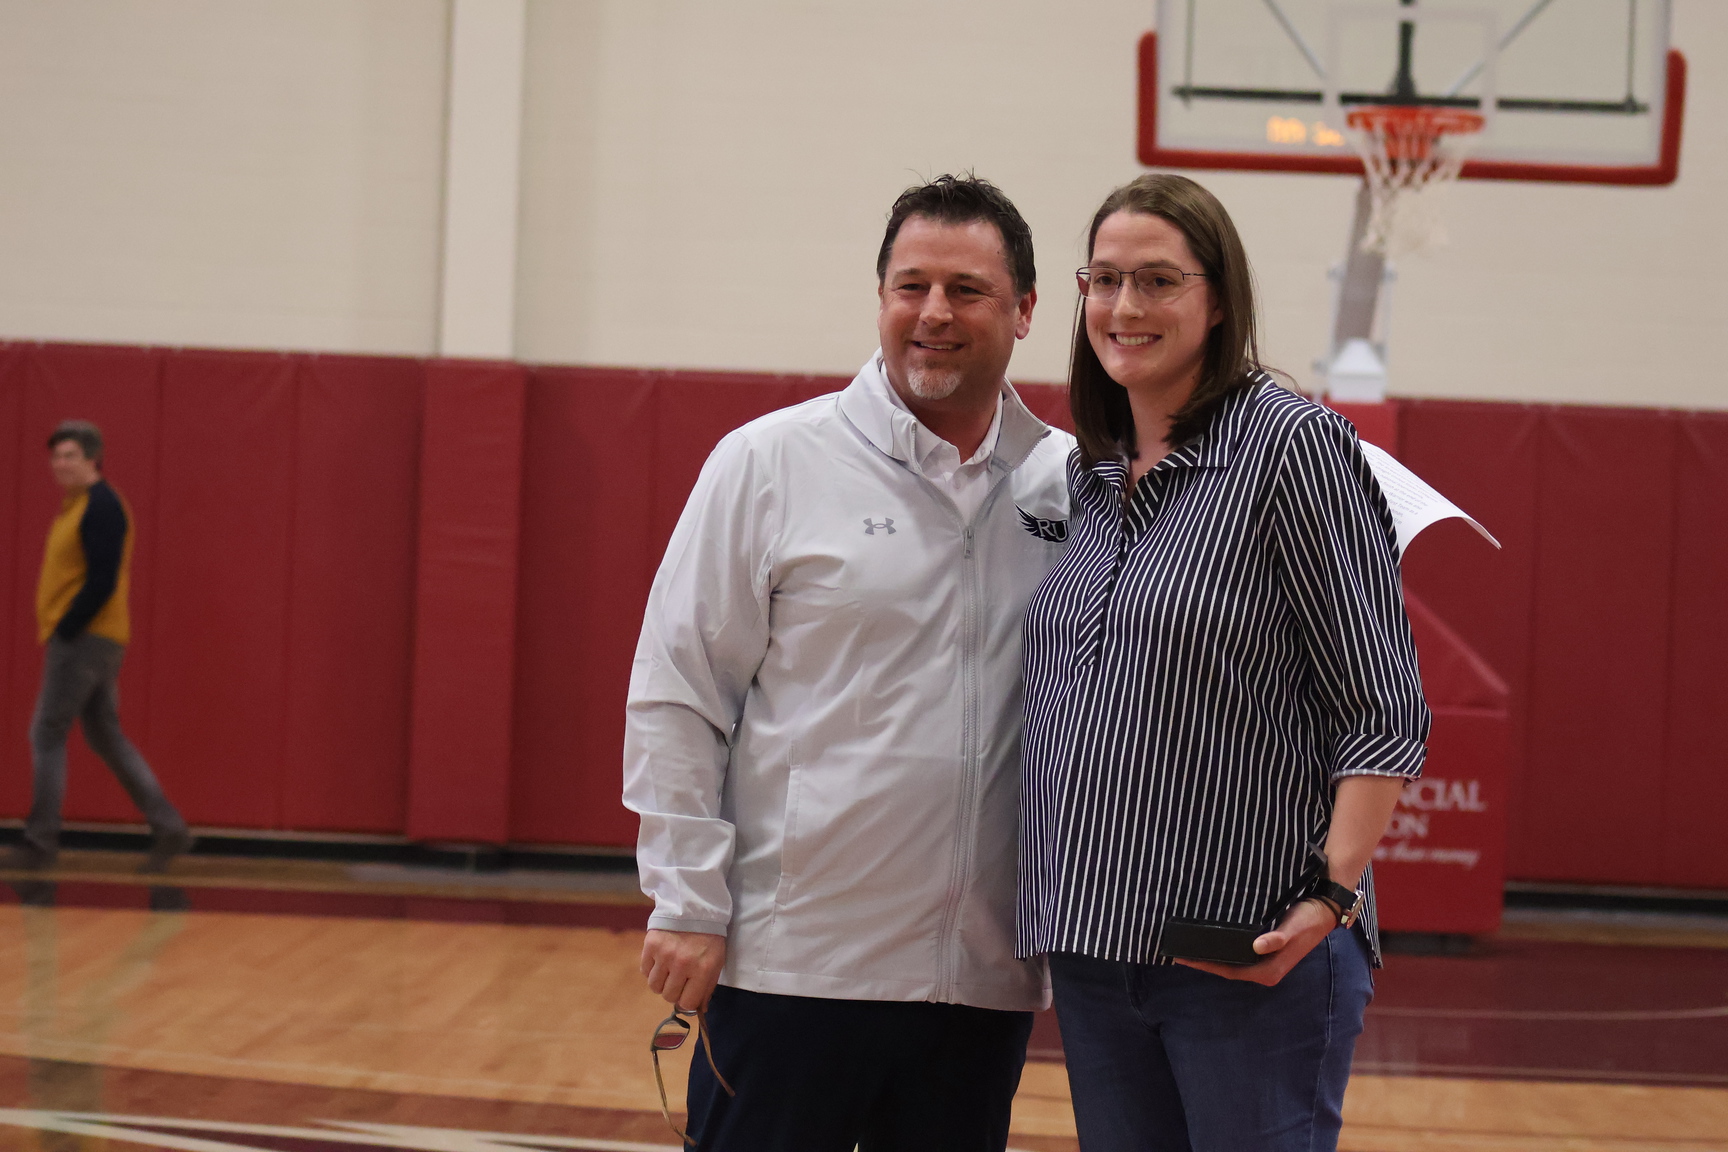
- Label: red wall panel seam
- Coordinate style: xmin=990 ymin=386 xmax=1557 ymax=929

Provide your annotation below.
xmin=1654 ymin=415 xmax=1684 ymax=885
xmin=277 ymin=356 xmax=304 ymax=831
xmin=1521 ymin=405 xmax=1561 ymax=878
xmin=141 ymin=349 xmax=166 ymax=751
xmin=0 ymin=350 xmax=24 ymax=793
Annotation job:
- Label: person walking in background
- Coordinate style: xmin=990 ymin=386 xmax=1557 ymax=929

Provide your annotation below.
xmin=11 ymin=420 xmax=191 ymax=874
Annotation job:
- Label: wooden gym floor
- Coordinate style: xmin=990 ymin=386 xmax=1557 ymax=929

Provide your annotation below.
xmin=0 ymin=850 xmax=1723 ymax=1152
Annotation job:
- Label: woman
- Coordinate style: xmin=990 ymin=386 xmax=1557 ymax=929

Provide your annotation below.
xmin=1017 ymin=173 xmax=1430 ymax=1150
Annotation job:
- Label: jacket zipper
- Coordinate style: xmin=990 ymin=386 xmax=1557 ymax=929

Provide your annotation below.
xmin=934 ymin=498 xmax=992 ymax=1001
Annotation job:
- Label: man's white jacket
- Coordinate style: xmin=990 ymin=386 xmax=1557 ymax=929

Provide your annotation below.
xmin=625 ymin=355 xmax=1074 ymax=1012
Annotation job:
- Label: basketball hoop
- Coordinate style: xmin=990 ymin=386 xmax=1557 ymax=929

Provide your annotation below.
xmin=1346 ymin=105 xmax=1485 ymax=257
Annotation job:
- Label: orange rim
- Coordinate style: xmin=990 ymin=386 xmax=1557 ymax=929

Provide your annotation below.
xmin=1346 ymin=105 xmax=1485 ymax=162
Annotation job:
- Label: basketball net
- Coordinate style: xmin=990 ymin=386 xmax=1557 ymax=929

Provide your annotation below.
xmin=1345 ymin=106 xmax=1484 ymax=257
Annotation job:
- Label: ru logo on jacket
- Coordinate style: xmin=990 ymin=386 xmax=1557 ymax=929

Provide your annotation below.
xmin=1017 ymin=507 xmax=1068 ymax=543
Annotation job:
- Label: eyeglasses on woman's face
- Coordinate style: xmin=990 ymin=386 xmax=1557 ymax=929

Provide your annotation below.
xmin=1076 ymin=263 xmax=1209 ymax=304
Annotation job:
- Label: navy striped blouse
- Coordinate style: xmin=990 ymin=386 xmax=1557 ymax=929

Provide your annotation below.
xmin=1017 ymin=376 xmax=1430 ymax=966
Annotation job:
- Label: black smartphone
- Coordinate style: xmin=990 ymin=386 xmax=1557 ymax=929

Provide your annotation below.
xmin=1156 ymin=918 xmax=1265 ymax=966
xmin=1157 ymin=842 xmax=1331 ymax=966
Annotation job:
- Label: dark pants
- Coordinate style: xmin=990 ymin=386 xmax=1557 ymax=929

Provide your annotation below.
xmin=686 ymin=984 xmax=1033 ymax=1152
xmin=1050 ymin=930 xmax=1373 ymax=1152
xmin=27 ymin=634 xmax=185 ymax=852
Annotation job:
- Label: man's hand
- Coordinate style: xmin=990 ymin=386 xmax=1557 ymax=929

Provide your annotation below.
xmin=641 ymin=929 xmax=728 ymax=1010
xmin=1173 ymin=898 xmax=1336 ymax=987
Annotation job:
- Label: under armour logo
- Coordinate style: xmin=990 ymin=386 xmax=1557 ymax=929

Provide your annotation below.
xmin=863 ymin=517 xmax=896 ymax=535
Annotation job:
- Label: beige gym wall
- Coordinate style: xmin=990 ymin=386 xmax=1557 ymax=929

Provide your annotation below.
xmin=0 ymin=0 xmax=448 ymax=355
xmin=514 ymin=0 xmax=1726 ymax=407
xmin=0 ymin=1 xmax=1720 ymax=408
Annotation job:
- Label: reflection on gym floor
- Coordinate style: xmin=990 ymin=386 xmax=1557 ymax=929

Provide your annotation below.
xmin=1 ymin=853 xmax=1725 ymax=1152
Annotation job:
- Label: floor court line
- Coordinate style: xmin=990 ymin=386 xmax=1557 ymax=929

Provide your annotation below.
xmin=0 ymin=1107 xmax=1055 ymax=1152
xmin=0 ymin=1110 xmax=685 ymax=1152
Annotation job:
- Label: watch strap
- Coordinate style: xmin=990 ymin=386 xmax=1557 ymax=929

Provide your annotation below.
xmin=1310 ymin=878 xmax=1363 ymax=927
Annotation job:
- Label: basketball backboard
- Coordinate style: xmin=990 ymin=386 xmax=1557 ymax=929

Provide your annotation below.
xmin=1140 ymin=0 xmax=1685 ymax=184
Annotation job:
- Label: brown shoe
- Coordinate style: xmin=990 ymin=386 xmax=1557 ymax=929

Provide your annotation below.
xmin=140 ymin=829 xmax=193 ymax=874
xmin=3 ymin=842 xmax=57 ymax=871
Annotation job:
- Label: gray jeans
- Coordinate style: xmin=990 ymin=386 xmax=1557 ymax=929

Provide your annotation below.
xmin=27 ymin=633 xmax=185 ymax=852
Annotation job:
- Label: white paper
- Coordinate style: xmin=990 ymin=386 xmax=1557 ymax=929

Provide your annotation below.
xmin=1358 ymin=441 xmax=1501 ymax=557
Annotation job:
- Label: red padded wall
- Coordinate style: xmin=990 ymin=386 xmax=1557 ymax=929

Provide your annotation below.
xmin=1663 ymin=413 xmax=1728 ymax=888
xmin=149 ymin=350 xmax=297 ymax=828
xmin=0 ymin=346 xmax=27 ymax=822
xmin=1375 ymin=593 xmax=1511 ymax=935
xmin=7 ymin=345 xmax=168 ymax=826
xmin=282 ymin=356 xmax=422 ymax=833
xmin=1397 ymin=401 xmax=1543 ymax=873
xmin=510 ymin=368 xmax=658 ymax=846
xmin=2 ymin=341 xmax=1725 ymax=889
xmin=1525 ymin=408 xmax=1678 ymax=884
xmin=407 ymin=361 xmax=526 ymax=843
xmin=1015 ymin=382 xmax=1073 ymax=434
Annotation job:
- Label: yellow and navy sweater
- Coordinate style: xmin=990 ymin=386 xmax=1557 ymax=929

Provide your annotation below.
xmin=36 ymin=479 xmax=133 ymax=645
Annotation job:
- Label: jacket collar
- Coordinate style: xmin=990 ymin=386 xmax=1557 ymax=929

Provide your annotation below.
xmin=838 ymin=351 xmax=1051 ymax=473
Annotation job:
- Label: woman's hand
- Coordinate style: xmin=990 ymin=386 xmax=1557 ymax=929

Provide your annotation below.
xmin=1176 ymin=776 xmax=1406 ymax=986
xmin=1174 ymin=898 xmax=1337 ymax=986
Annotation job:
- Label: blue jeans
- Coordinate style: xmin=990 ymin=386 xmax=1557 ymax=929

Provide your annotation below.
xmin=1049 ymin=929 xmax=1373 ymax=1152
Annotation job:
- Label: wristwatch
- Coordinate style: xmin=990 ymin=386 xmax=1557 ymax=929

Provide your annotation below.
xmin=1308 ymin=878 xmax=1364 ymax=928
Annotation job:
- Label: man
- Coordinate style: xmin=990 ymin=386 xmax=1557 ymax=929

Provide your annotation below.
xmin=12 ymin=421 xmax=190 ymax=873
xmin=623 ymin=175 xmax=1074 ymax=1151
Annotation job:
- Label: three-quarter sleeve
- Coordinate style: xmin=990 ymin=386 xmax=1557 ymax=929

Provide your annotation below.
xmin=1270 ymin=412 xmax=1430 ymax=782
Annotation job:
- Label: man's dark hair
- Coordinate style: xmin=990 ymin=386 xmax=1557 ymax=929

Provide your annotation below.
xmin=876 ymin=174 xmax=1036 ymax=296
xmin=47 ymin=420 xmax=104 ymax=467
